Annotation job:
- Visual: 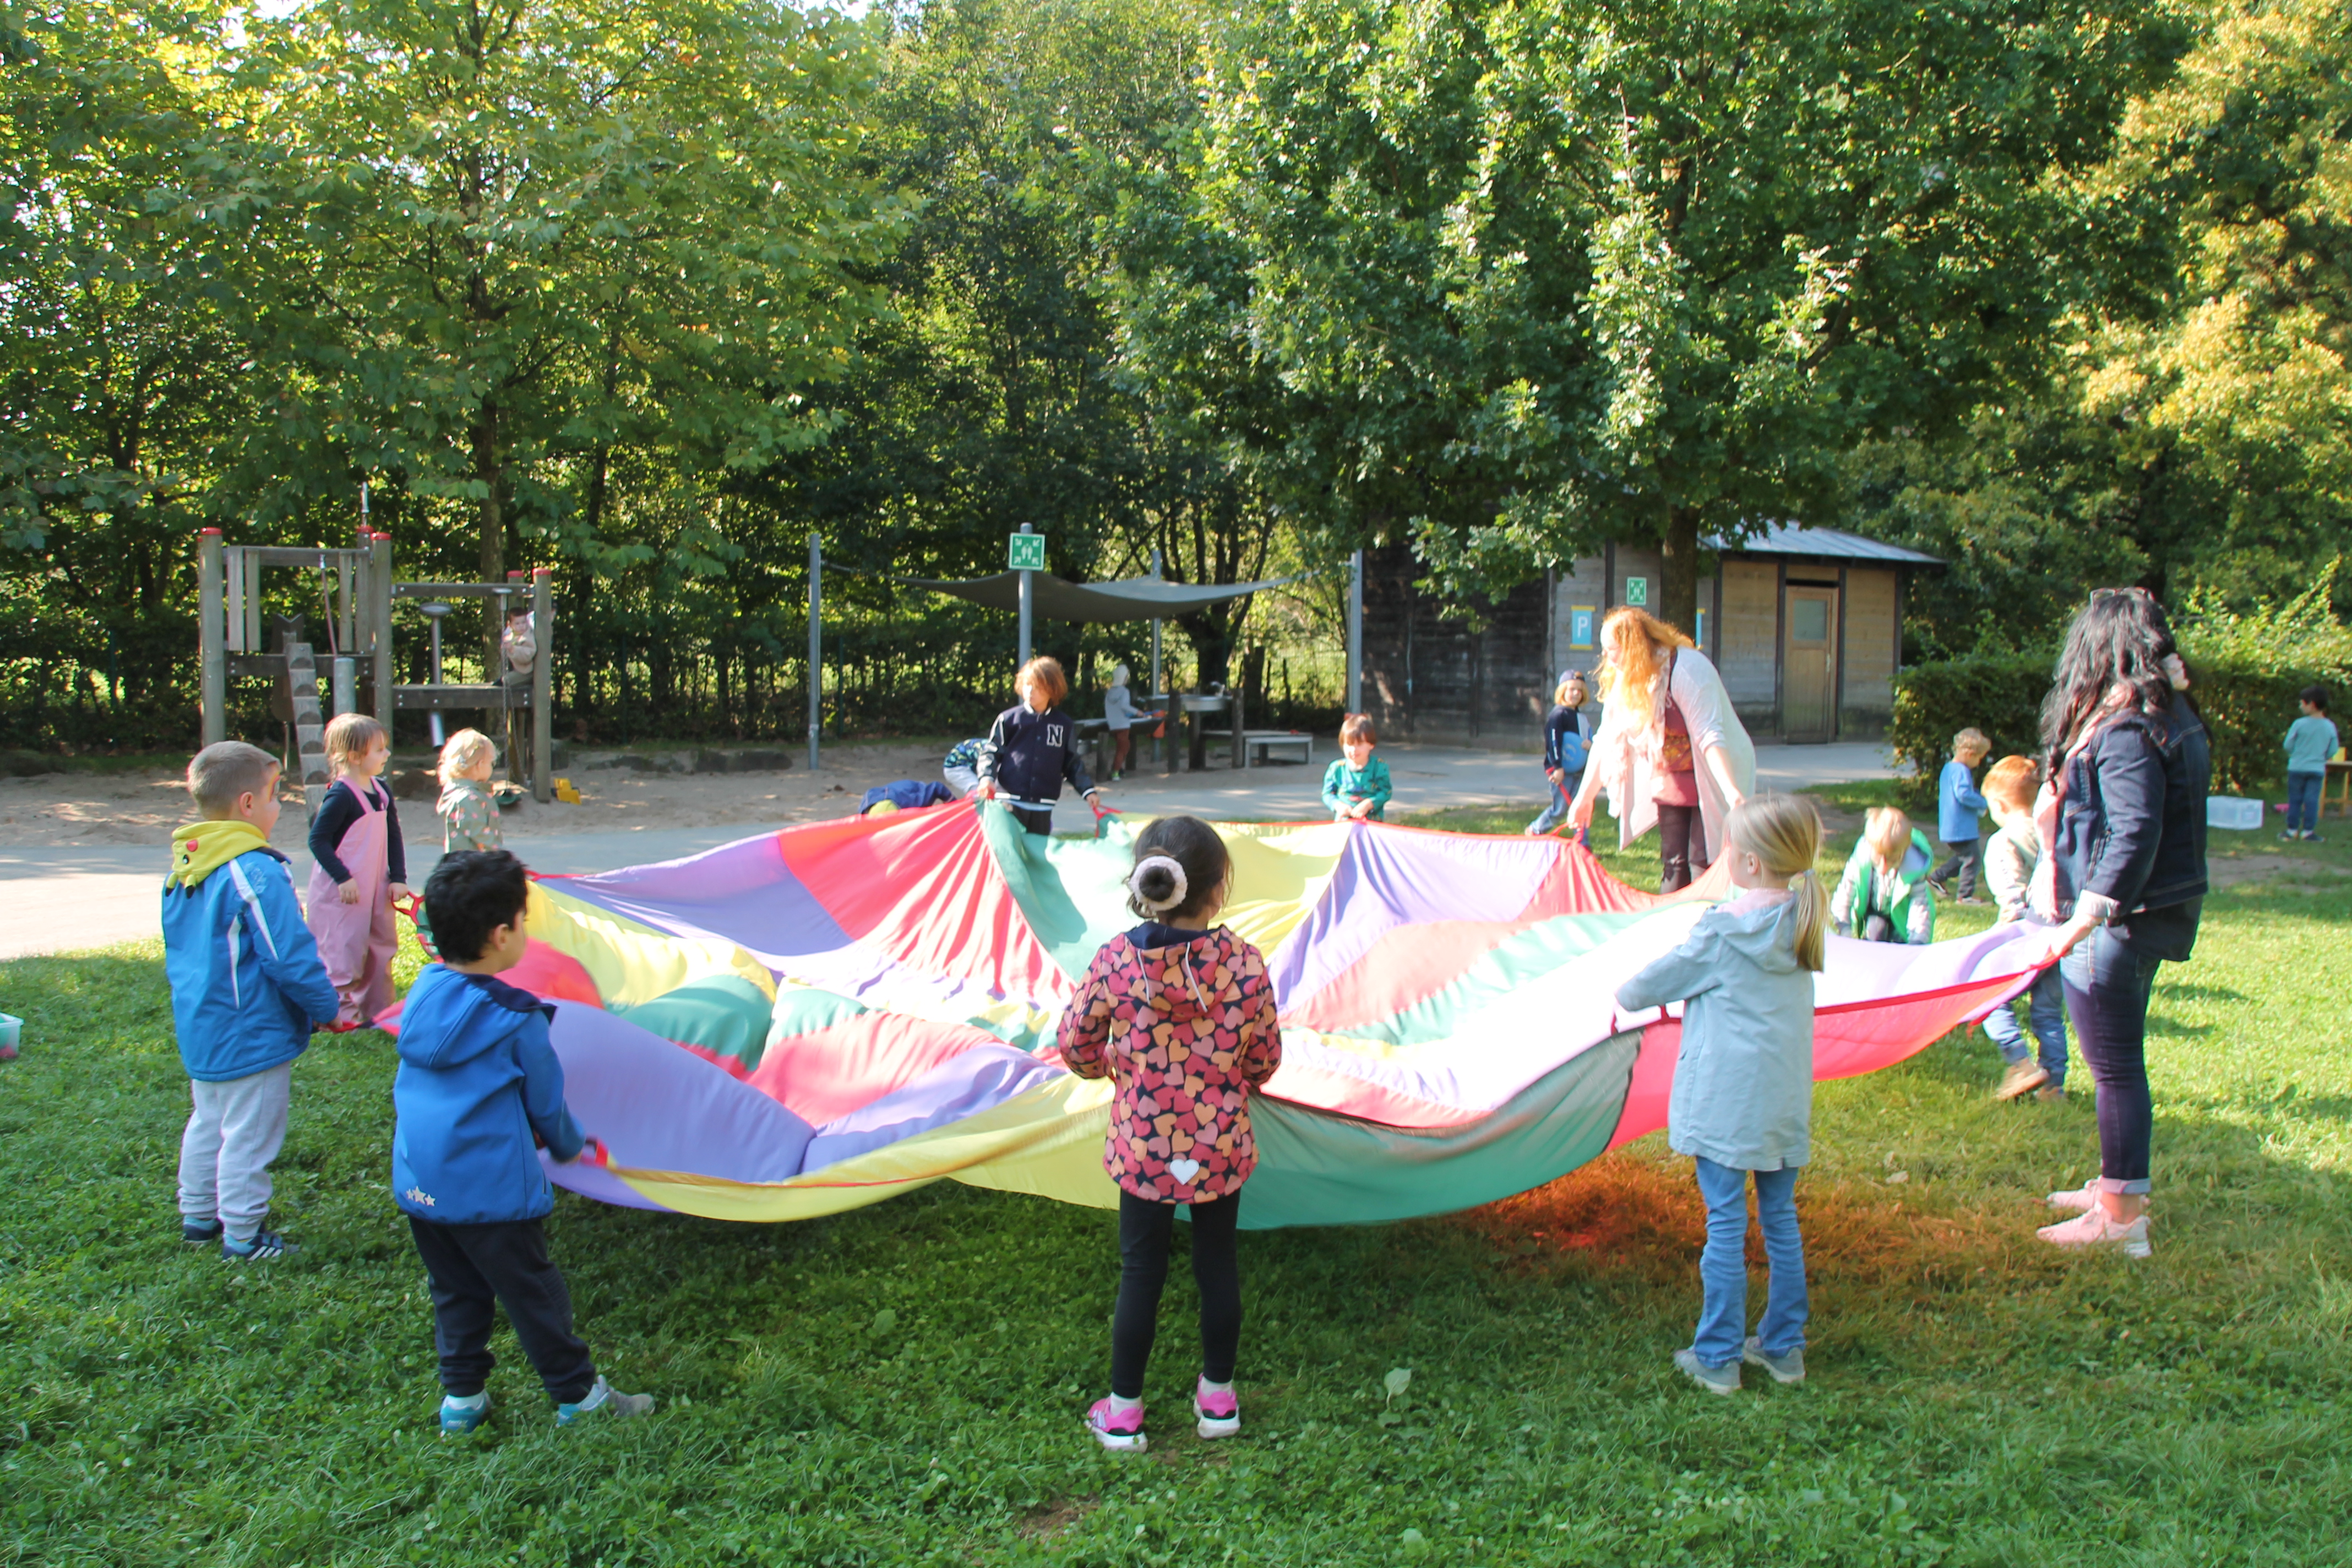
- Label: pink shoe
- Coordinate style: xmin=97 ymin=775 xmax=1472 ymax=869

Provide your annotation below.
xmin=2036 ymin=1205 xmax=2150 ymax=1259
xmin=1085 ymin=1397 xmax=1146 ymax=1453
xmin=1195 ymin=1378 xmax=1240 ymax=1439
xmin=2045 ymin=1179 xmax=2099 ymax=1213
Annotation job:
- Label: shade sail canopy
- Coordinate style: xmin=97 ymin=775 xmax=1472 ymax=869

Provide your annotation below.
xmin=907 ymin=570 xmax=1297 ymax=623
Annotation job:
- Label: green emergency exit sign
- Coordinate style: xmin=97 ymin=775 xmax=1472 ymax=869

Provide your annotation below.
xmin=1007 ymin=532 xmax=1047 ymax=571
xmin=1624 ymin=575 xmax=1649 ymax=607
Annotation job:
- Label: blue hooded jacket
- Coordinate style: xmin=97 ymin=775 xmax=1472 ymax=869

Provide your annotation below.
xmin=392 ymin=965 xmax=585 ymax=1225
xmin=161 ymin=839 xmax=340 ymax=1082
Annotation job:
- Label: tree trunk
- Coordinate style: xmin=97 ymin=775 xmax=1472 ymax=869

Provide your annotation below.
xmin=1660 ymin=502 xmax=1701 ymax=635
xmin=475 ymin=399 xmax=504 ymax=669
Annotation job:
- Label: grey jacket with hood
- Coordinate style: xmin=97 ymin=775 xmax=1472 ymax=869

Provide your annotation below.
xmin=1616 ymin=894 xmax=1816 ymax=1171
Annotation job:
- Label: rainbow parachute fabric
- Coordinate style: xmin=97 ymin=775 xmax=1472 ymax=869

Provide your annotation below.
xmin=386 ymin=803 xmax=2048 ymax=1228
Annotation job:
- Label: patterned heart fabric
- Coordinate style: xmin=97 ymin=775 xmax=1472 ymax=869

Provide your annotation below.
xmin=1057 ymin=926 xmax=1281 ymax=1204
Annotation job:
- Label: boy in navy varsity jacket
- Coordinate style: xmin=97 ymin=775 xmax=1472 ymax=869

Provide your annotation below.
xmin=394 ymin=850 xmax=654 ymax=1434
xmin=976 ymin=655 xmax=1102 ymax=835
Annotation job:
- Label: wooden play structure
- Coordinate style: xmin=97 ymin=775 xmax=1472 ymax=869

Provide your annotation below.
xmin=196 ymin=529 xmax=555 ymax=807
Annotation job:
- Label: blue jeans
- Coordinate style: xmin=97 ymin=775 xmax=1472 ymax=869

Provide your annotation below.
xmin=2285 ymin=770 xmax=2323 ymax=834
xmin=1526 ymin=771 xmax=1582 ymax=834
xmin=1691 ymin=1157 xmax=1807 ymax=1368
xmin=2060 ymin=925 xmax=2162 ymax=1193
xmin=1983 ymin=965 xmax=2068 ymax=1085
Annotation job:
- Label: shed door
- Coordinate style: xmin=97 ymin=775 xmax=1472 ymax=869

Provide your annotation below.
xmin=1782 ymin=587 xmax=1838 ymax=743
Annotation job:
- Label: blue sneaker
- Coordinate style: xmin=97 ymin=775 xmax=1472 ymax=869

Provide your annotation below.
xmin=440 ymin=1391 xmax=491 ymax=1436
xmin=181 ymin=1218 xmax=224 ymax=1245
xmin=220 ymin=1230 xmax=296 ymax=1261
xmin=555 ymin=1375 xmax=654 ymax=1427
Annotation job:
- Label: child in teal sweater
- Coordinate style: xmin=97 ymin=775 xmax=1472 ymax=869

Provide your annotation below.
xmin=1321 ymin=714 xmax=1392 ymax=821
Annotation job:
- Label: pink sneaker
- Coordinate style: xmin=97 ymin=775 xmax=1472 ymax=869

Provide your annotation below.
xmin=2045 ymin=1179 xmax=2099 ymax=1213
xmin=2036 ymin=1206 xmax=2150 ymax=1259
xmin=1195 ymin=1378 xmax=1240 ymax=1439
xmin=1085 ymin=1397 xmax=1146 ymax=1453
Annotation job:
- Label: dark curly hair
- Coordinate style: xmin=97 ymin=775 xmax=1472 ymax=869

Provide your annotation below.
xmin=423 ymin=850 xmax=532 ymax=963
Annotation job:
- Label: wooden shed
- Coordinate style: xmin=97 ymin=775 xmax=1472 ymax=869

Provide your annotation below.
xmin=1357 ymin=525 xmax=1941 ymax=747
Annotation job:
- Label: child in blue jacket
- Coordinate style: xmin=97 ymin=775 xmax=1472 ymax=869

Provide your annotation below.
xmin=1931 ymin=728 xmax=1991 ymax=903
xmin=395 ymin=850 xmax=654 ymax=1434
xmin=164 ymin=742 xmax=342 ymax=1260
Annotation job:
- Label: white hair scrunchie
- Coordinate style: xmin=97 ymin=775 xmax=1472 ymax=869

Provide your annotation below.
xmin=1130 ymin=854 xmax=1189 ymax=914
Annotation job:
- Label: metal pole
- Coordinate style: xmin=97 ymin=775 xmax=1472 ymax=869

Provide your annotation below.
xmin=422 ymin=603 xmax=449 ymax=748
xmin=807 ymin=532 xmax=821 ymax=774
xmin=1149 ymin=548 xmax=1163 ymax=767
xmin=199 ymin=529 xmax=226 ymax=745
xmin=1017 ymin=522 xmax=1034 ymax=667
xmin=531 ymin=567 xmax=553 ymax=803
xmin=1347 ymin=547 xmax=1364 ymax=715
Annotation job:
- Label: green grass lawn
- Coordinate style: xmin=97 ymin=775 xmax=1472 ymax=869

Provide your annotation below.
xmin=4 ymin=797 xmax=2349 ymax=1566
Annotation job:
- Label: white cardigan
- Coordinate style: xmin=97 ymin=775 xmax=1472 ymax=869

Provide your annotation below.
xmin=1591 ymin=647 xmax=1757 ymax=862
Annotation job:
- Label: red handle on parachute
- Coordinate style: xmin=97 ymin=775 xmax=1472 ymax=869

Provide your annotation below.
xmin=575 ymin=1137 xmax=612 ymax=1170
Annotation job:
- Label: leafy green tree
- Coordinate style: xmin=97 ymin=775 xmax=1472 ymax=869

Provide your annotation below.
xmin=232 ymin=0 xmax=905 ymax=660
xmin=1145 ymin=0 xmax=2187 ymax=629
xmin=2077 ymin=0 xmax=2351 ymax=606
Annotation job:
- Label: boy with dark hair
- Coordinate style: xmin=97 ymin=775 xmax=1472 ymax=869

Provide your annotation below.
xmin=396 ymin=850 xmax=654 ymax=1434
xmin=2282 ymin=685 xmax=2337 ymax=842
xmin=164 ymin=741 xmax=342 ymax=1260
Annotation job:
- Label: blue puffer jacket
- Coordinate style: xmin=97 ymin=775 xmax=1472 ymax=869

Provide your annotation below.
xmin=392 ymin=966 xmax=585 ymax=1225
xmin=162 ymin=845 xmax=340 ymax=1082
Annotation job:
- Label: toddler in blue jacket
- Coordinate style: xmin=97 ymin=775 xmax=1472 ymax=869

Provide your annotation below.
xmin=164 ymin=742 xmax=342 ymax=1260
xmin=1931 ymin=728 xmax=1991 ymax=903
xmin=396 ymin=850 xmax=654 ymax=1434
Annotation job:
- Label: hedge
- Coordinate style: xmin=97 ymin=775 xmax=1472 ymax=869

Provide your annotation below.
xmin=1891 ymin=573 xmax=2352 ymax=807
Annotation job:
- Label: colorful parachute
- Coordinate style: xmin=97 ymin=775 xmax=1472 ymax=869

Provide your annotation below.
xmin=387 ymin=803 xmax=2048 ymax=1229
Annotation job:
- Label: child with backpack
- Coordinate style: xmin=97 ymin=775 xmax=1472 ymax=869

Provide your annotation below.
xmin=1055 ymin=816 xmax=1282 ymax=1451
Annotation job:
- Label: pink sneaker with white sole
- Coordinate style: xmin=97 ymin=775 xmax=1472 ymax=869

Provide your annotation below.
xmin=2036 ymin=1205 xmax=2150 ymax=1258
xmin=1085 ymin=1397 xmax=1146 ymax=1452
xmin=1195 ymin=1378 xmax=1240 ymax=1439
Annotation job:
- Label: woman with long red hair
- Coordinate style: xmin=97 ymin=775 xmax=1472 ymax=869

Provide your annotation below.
xmin=1570 ymin=606 xmax=1757 ymax=891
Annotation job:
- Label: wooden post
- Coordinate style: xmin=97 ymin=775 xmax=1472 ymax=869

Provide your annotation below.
xmin=531 ymin=567 xmax=554 ymax=803
xmin=199 ymin=529 xmax=226 ymax=745
xmin=371 ymin=531 xmax=395 ymax=731
xmin=1232 ymin=676 xmax=1246 ymax=771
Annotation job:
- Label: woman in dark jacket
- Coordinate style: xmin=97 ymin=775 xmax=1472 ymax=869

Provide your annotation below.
xmin=2033 ymin=589 xmax=2209 ymax=1259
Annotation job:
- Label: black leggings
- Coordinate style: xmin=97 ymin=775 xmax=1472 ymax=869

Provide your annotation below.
xmin=1112 ymin=1188 xmax=1242 ymax=1400
xmin=1658 ymin=802 xmax=1709 ymax=893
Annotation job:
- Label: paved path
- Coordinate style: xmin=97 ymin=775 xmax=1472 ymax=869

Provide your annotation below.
xmin=0 ymin=740 xmax=1893 ymax=960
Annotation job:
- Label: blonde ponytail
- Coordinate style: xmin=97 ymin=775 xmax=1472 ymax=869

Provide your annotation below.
xmin=1725 ymin=794 xmax=1827 ymax=972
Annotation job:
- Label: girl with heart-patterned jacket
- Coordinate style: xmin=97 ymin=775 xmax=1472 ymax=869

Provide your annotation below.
xmin=1055 ymin=816 xmax=1281 ymax=1452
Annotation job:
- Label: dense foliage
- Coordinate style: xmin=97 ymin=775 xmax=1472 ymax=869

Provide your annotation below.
xmin=4 ymin=0 xmax=2348 ymax=752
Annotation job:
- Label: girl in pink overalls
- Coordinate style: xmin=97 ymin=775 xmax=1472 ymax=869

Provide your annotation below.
xmin=306 ymin=714 xmax=410 ymax=1030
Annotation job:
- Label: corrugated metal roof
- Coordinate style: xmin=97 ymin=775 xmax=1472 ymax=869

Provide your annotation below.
xmin=1704 ymin=522 xmax=1943 ymax=567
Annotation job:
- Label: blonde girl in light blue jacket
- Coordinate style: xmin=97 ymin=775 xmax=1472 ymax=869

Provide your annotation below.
xmin=1617 ymin=794 xmax=1827 ymax=1397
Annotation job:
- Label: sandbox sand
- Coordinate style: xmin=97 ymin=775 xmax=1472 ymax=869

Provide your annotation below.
xmin=0 ymin=742 xmax=948 ymax=850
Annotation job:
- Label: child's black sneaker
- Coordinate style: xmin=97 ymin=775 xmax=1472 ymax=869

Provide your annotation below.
xmin=221 ymin=1230 xmax=297 ymax=1261
xmin=181 ymin=1218 xmax=224 ymax=1245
